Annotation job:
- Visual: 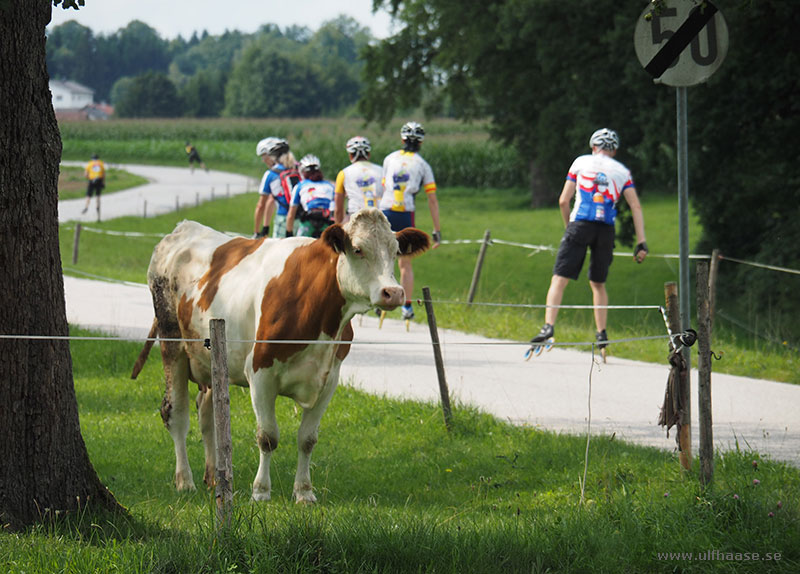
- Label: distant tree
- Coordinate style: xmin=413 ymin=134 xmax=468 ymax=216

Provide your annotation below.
xmin=223 ymin=43 xmax=324 ymax=117
xmin=114 ymin=71 xmax=182 ymax=117
xmin=180 ymin=69 xmax=227 ymax=117
xmin=1 ymin=0 xmax=121 ymax=530
xmin=45 ymin=20 xmax=100 ymax=88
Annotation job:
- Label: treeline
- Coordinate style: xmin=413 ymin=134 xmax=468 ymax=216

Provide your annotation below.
xmin=46 ymin=16 xmax=372 ymax=118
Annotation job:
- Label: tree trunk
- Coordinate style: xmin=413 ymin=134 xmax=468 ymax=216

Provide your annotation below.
xmin=0 ymin=0 xmax=121 ymax=530
xmin=528 ymin=155 xmax=550 ymax=208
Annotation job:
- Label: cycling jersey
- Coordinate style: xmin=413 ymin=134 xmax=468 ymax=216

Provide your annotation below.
xmin=290 ymin=178 xmax=336 ymax=214
xmin=258 ymin=163 xmax=290 ymax=215
xmin=378 ymin=150 xmax=436 ymax=213
xmin=567 ymin=153 xmax=634 ymax=225
xmin=85 ymin=159 xmax=105 ymax=181
xmin=334 ymin=161 xmax=383 ymax=213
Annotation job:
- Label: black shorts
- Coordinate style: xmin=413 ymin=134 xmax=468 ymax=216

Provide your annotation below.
xmin=188 ymin=151 xmax=202 ymax=163
xmin=86 ymin=179 xmax=104 ymax=197
xmin=552 ymin=220 xmax=615 ymax=283
xmin=382 ymin=210 xmax=415 ymax=232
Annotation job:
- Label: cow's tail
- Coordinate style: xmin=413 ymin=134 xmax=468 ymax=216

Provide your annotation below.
xmin=131 ymin=318 xmax=158 ymax=380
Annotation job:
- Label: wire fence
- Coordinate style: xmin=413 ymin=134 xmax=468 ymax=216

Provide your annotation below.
xmin=61 ymin=223 xmax=800 ymax=277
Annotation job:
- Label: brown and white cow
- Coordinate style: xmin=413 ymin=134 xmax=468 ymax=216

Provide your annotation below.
xmin=131 ymin=208 xmax=429 ymax=502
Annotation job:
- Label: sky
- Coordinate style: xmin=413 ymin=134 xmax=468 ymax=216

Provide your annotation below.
xmin=49 ymin=0 xmax=396 ymax=40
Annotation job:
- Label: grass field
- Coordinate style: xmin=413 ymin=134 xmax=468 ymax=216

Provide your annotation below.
xmin=1 ymin=329 xmax=797 ymax=573
xmin=59 ymin=185 xmax=800 ymax=384
xmin=58 ymin=165 xmax=149 ymax=201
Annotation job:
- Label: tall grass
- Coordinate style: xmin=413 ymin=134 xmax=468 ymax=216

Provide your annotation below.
xmin=59 ymin=118 xmax=524 ymax=189
xmin=2 ymin=328 xmax=797 ymax=572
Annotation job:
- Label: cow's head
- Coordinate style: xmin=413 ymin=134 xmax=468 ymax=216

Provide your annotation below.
xmin=321 ymin=208 xmax=429 ymax=312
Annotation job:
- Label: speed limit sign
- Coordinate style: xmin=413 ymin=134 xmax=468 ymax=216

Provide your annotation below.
xmin=634 ymin=0 xmax=728 ymax=87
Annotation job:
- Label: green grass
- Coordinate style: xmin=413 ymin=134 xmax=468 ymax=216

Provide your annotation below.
xmin=1 ymin=328 xmax=797 ymax=572
xmin=59 ymin=117 xmax=522 ymax=189
xmin=58 ymin=166 xmax=149 ymax=200
xmin=59 ymin=186 xmax=800 ymax=384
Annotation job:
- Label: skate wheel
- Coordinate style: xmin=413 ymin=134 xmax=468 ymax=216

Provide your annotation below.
xmin=404 ymin=318 xmax=410 ymax=332
xmin=600 ymin=347 xmax=607 ymax=363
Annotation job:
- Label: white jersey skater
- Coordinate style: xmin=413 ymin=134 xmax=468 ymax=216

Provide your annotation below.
xmin=566 ymin=153 xmax=635 ymax=226
xmin=334 ymin=161 xmax=384 ymax=214
xmin=378 ymin=150 xmax=437 ymax=213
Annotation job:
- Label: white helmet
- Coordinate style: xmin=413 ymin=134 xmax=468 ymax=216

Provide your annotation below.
xmin=400 ymin=121 xmax=425 ymax=142
xmin=346 ymin=136 xmax=372 ymax=156
xmin=589 ymin=128 xmax=619 ymax=151
xmin=256 ymin=137 xmax=289 ymax=157
xmin=299 ymin=154 xmax=321 ymax=172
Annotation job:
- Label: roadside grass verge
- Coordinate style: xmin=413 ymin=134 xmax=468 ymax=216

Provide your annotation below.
xmin=58 ymin=186 xmax=800 ymax=383
xmin=1 ymin=328 xmax=797 ymax=573
xmin=58 ymin=165 xmax=149 ymax=200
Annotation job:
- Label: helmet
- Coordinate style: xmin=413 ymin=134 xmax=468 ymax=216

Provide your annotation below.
xmin=256 ymin=137 xmax=289 ymax=157
xmin=299 ymin=154 xmax=321 ymax=172
xmin=346 ymin=136 xmax=372 ymax=156
xmin=400 ymin=121 xmax=425 ymax=142
xmin=589 ymin=128 xmax=619 ymax=151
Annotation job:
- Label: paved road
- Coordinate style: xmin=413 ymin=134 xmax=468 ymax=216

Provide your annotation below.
xmin=59 ymin=162 xmax=257 ymax=223
xmin=60 ymin=164 xmax=800 ymax=467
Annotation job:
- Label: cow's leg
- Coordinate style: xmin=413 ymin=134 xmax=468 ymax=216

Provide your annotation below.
xmin=196 ymin=387 xmax=217 ymax=487
xmin=160 ymin=341 xmax=195 ymax=491
xmin=249 ymin=376 xmax=280 ymax=501
xmin=294 ymin=373 xmax=340 ymax=504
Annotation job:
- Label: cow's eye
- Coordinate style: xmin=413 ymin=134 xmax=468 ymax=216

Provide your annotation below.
xmin=353 ymin=247 xmax=363 ymax=256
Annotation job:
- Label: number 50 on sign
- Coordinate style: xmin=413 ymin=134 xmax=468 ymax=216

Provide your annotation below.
xmin=634 ymin=0 xmax=728 ymax=87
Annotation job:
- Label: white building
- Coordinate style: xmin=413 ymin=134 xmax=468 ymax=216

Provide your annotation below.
xmin=49 ymin=80 xmax=94 ymax=110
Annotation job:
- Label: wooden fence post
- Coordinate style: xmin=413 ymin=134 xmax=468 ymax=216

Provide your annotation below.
xmin=209 ymin=319 xmax=234 ymax=528
xmin=665 ymin=282 xmax=692 ymax=470
xmin=175 ymin=195 xmax=180 ymax=212
xmin=696 ymin=262 xmax=714 ymax=485
xmin=211 ymin=187 xmax=215 ymax=201
xmin=196 ymin=192 xmax=200 ymax=207
xmin=467 ymin=229 xmax=491 ymax=304
xmin=708 ymin=248 xmax=720 ymax=329
xmin=71 ymin=223 xmax=82 ymax=264
xmin=143 ymin=200 xmax=147 ymax=218
xmin=422 ymin=286 xmax=453 ymax=430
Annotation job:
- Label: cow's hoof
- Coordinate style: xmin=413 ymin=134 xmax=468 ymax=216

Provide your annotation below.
xmin=294 ymin=490 xmax=317 ymax=505
xmin=203 ymin=465 xmax=216 ymax=488
xmin=175 ymin=470 xmax=196 ymax=492
xmin=251 ymin=490 xmax=271 ymax=502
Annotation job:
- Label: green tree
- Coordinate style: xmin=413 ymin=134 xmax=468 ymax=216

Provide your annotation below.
xmin=223 ymin=42 xmax=324 ymax=117
xmin=180 ymin=69 xmax=227 ymax=117
xmin=114 ymin=71 xmax=182 ymax=117
xmin=45 ymin=20 xmax=100 ymax=88
xmin=1 ymin=0 xmax=121 ymax=530
xmin=360 ymin=0 xmax=674 ymax=206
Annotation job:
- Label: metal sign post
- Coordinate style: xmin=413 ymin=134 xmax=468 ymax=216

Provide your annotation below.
xmin=634 ymin=0 xmax=728 ymax=338
xmin=635 ymin=0 xmax=728 ymax=469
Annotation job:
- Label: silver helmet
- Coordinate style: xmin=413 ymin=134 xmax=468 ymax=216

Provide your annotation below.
xmin=256 ymin=137 xmax=289 ymax=157
xmin=346 ymin=136 xmax=372 ymax=156
xmin=400 ymin=121 xmax=425 ymax=142
xmin=589 ymin=128 xmax=619 ymax=151
xmin=299 ymin=154 xmax=322 ymax=172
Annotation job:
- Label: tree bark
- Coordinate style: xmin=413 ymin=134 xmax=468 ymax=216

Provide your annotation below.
xmin=528 ymin=156 xmax=550 ymax=208
xmin=0 ymin=0 xmax=121 ymax=530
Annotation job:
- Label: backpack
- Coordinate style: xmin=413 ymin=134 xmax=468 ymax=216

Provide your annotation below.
xmin=273 ymin=166 xmax=301 ymax=204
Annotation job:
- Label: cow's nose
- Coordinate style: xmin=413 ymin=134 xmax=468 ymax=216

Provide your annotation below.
xmin=380 ymin=286 xmax=405 ymax=309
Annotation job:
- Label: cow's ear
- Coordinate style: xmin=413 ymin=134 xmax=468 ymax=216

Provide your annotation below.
xmin=396 ymin=228 xmax=430 ymax=257
xmin=321 ymin=224 xmax=346 ymax=254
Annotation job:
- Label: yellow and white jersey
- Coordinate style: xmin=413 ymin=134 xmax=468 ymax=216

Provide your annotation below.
xmin=85 ymin=159 xmax=105 ymax=181
xmin=334 ymin=161 xmax=384 ymax=214
xmin=378 ymin=150 xmax=436 ymax=213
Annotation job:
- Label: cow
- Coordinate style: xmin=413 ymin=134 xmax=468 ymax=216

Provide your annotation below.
xmin=131 ymin=208 xmax=429 ymax=503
